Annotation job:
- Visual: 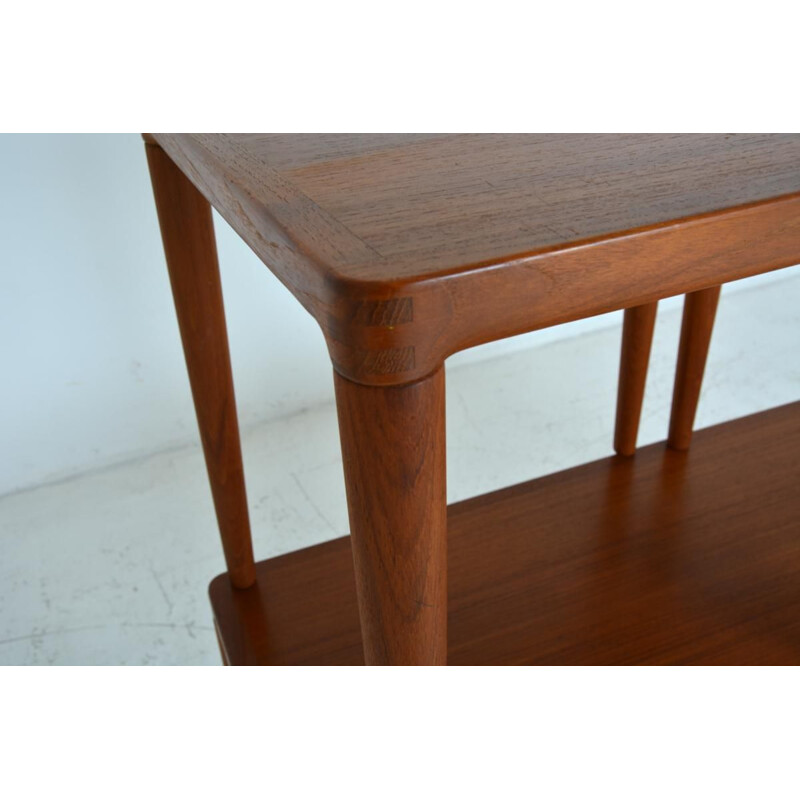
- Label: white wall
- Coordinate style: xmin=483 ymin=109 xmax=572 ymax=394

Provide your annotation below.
xmin=0 ymin=134 xmax=794 ymax=496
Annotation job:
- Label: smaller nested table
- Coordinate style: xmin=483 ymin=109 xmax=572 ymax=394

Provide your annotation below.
xmin=145 ymin=134 xmax=800 ymax=665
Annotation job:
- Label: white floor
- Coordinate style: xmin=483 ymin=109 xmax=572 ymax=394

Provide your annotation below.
xmin=1 ymin=273 xmax=799 ymax=665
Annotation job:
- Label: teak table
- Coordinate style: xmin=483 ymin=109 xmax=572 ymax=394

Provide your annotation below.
xmin=145 ymin=134 xmax=800 ymax=665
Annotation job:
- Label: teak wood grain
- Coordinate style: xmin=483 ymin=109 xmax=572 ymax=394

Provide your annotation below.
xmin=668 ymin=286 xmax=722 ymax=450
xmin=146 ymin=143 xmax=255 ymax=588
xmin=146 ymin=135 xmax=800 ymax=667
xmin=211 ymin=402 xmax=800 ymax=665
xmin=334 ymin=369 xmax=447 ymax=665
xmin=614 ymin=301 xmax=659 ymax=456
xmin=150 ymin=134 xmax=800 ymax=386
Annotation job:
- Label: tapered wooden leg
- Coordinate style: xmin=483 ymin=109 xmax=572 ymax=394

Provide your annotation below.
xmin=146 ymin=143 xmax=256 ymax=589
xmin=614 ymin=302 xmax=659 ymax=456
xmin=668 ymin=285 xmax=722 ymax=451
xmin=334 ymin=367 xmax=447 ymax=665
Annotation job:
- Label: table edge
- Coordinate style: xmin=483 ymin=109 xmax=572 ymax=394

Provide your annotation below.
xmin=147 ymin=134 xmax=800 ymax=386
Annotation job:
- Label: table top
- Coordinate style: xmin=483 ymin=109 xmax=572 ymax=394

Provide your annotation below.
xmin=155 ymin=133 xmax=799 ymax=280
xmin=152 ymin=134 xmax=800 ymax=385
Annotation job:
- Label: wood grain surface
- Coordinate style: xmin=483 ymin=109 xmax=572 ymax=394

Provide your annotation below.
xmin=334 ymin=368 xmax=447 ymax=665
xmin=211 ymin=402 xmax=800 ymax=665
xmin=146 ymin=143 xmax=256 ymax=588
xmin=151 ymin=134 xmax=800 ymax=385
xmin=146 ymin=136 xmax=800 ymax=667
xmin=614 ymin=302 xmax=659 ymax=456
xmin=668 ymin=286 xmax=722 ymax=450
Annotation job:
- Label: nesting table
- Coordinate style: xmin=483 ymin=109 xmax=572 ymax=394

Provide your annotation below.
xmin=145 ymin=134 xmax=800 ymax=665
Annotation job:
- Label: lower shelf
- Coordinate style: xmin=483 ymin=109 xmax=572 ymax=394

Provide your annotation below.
xmin=210 ymin=401 xmax=800 ymax=665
